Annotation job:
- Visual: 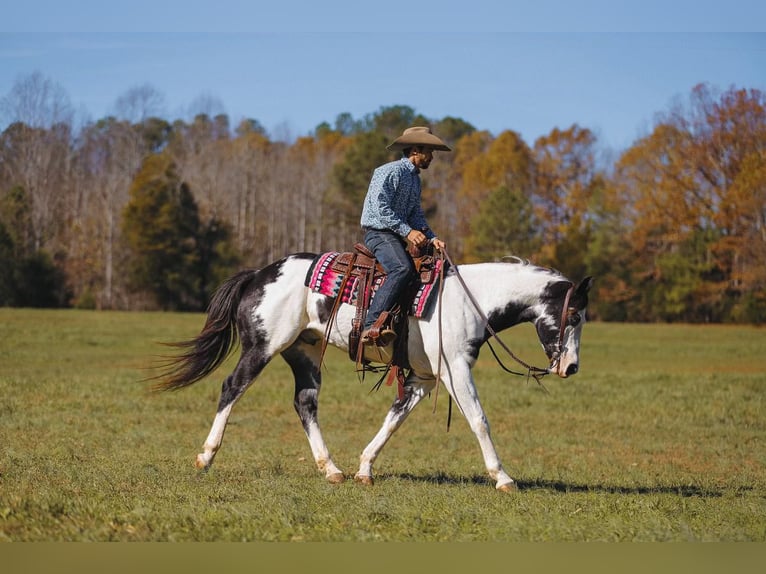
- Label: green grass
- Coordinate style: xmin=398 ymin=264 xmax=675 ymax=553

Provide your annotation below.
xmin=1 ymin=309 xmax=764 ymax=541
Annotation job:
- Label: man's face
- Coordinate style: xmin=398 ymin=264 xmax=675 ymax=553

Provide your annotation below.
xmin=411 ymin=147 xmax=434 ymax=170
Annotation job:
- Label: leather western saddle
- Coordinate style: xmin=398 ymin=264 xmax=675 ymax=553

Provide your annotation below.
xmin=321 ymin=242 xmax=440 ymax=369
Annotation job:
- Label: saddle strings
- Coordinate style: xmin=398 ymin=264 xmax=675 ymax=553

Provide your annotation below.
xmin=319 ymin=253 xmax=357 ymax=369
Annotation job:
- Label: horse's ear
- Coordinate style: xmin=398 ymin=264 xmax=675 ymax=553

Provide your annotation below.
xmin=578 ymin=276 xmax=594 ymax=293
xmin=572 ymin=276 xmax=594 ymax=308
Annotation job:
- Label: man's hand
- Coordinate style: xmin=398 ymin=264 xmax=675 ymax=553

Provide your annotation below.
xmin=406 ymin=229 xmax=428 ymax=248
xmin=407 ymin=230 xmax=445 ymax=253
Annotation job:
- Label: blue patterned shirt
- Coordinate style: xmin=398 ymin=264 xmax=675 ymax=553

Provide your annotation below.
xmin=360 ymin=158 xmax=435 ymax=239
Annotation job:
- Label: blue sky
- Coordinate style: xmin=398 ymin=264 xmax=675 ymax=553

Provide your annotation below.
xmin=2 ymin=3 xmax=765 ymax=151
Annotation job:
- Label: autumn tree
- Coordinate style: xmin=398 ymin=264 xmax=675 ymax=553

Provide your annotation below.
xmin=582 ymin=182 xmax=634 ymax=321
xmin=606 ymin=84 xmax=766 ymax=322
xmin=0 ymin=73 xmax=77 ymax=306
xmin=458 ymin=130 xmax=534 ymax=260
xmin=532 ymin=125 xmax=600 ymax=279
xmin=67 ymin=116 xmax=156 ymax=308
xmin=170 ymin=113 xmax=232 ymax=219
xmin=224 ymin=119 xmax=272 ymax=263
xmin=722 ymin=150 xmax=766 ymax=321
xmin=286 ymin=133 xmax=349 ymax=253
xmin=420 ymin=117 xmax=475 ymax=253
xmin=329 ymin=129 xmax=389 ymax=242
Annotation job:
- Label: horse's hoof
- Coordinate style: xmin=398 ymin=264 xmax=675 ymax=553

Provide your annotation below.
xmin=497 ymin=481 xmax=518 ymax=493
xmin=194 ymin=454 xmax=209 ymax=470
xmin=354 ymin=474 xmax=374 ymax=486
xmin=326 ymin=472 xmax=345 ymax=484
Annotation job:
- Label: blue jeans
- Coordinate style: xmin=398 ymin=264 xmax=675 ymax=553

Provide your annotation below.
xmin=363 ymin=229 xmax=417 ymax=330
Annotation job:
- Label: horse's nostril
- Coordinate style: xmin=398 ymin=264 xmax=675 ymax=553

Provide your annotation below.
xmin=565 ymin=363 xmax=579 ymax=376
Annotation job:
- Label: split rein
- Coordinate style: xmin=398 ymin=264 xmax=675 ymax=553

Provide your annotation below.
xmin=435 ymin=248 xmax=573 ymax=395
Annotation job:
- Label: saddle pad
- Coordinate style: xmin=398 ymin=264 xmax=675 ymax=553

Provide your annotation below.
xmin=304 ymin=251 xmax=442 ymax=319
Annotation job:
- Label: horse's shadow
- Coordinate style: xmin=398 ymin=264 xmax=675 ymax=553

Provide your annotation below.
xmin=385 ymin=472 xmax=726 ymax=498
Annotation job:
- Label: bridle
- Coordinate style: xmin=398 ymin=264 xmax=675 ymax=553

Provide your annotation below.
xmin=548 ymin=281 xmax=575 ymax=373
xmin=428 ymin=248 xmax=576 ymax=428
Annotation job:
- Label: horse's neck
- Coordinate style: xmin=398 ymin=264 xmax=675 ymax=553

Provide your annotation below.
xmin=453 ymin=262 xmax=553 ymax=322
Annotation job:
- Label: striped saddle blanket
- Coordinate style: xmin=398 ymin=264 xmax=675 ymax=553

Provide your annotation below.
xmin=304 ymin=251 xmax=443 ymax=318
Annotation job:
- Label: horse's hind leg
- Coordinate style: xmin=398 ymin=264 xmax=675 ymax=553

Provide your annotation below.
xmin=282 ymin=335 xmax=344 ymax=483
xmin=354 ymin=375 xmax=435 ymax=485
xmin=195 ymin=348 xmax=269 ymax=470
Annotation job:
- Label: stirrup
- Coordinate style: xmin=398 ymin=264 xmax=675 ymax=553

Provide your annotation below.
xmin=360 ymin=328 xmax=396 ymax=364
xmin=361 ymin=339 xmax=395 ymax=365
xmin=361 ymin=328 xmax=396 ymax=347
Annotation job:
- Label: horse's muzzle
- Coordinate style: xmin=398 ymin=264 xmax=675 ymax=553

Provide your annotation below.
xmin=548 ymin=360 xmax=579 ymax=378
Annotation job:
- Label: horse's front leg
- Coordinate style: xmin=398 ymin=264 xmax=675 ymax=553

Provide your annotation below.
xmin=354 ymin=375 xmax=435 ymax=485
xmin=282 ymin=338 xmax=344 ymax=483
xmin=445 ymin=360 xmax=517 ymax=491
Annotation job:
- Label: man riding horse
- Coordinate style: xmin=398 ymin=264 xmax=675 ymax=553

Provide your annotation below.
xmin=359 ymin=126 xmax=450 ymax=347
xmin=155 ymin=125 xmax=594 ymax=492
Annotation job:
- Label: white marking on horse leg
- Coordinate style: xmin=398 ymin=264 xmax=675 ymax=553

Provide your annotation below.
xmin=195 ymin=403 xmax=233 ymax=470
xmin=283 ymin=339 xmax=345 ymax=484
xmin=300 ymin=404 xmax=344 ymax=482
xmin=355 ymin=380 xmax=433 ymax=484
xmin=306 ymin=424 xmax=344 ymax=483
xmin=444 ymin=363 xmax=516 ymax=491
xmin=470 ymin=419 xmax=515 ymax=491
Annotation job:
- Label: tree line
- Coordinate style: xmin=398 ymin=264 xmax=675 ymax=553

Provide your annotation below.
xmin=1 ymin=73 xmax=764 ymax=322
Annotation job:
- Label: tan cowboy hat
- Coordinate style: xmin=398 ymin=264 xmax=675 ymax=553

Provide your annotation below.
xmin=386 ymin=126 xmax=452 ymax=152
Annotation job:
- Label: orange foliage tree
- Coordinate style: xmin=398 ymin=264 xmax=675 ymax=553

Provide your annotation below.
xmin=604 ymin=84 xmax=766 ymax=321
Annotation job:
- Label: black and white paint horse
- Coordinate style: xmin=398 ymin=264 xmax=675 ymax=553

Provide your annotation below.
xmin=156 ymin=252 xmax=592 ymax=491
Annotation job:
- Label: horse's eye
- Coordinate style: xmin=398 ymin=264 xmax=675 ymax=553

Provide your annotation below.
xmin=568 ymin=311 xmax=581 ymax=326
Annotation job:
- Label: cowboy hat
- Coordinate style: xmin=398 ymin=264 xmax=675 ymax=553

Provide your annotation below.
xmin=386 ymin=126 xmax=452 ymax=152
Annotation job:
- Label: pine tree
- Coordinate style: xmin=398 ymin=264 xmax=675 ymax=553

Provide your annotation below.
xmin=122 ymin=153 xmax=236 ymax=310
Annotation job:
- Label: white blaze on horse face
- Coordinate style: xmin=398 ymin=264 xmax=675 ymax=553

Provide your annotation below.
xmin=553 ymin=312 xmax=586 ymax=378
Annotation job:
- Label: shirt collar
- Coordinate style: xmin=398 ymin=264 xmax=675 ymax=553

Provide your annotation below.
xmin=400 ymin=156 xmax=419 ymax=174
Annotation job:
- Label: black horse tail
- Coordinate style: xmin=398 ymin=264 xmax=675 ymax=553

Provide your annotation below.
xmin=152 ymin=269 xmax=258 ymax=392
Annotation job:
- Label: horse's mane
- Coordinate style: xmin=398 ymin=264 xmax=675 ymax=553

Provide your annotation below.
xmin=496 ymin=255 xmax=566 ymax=279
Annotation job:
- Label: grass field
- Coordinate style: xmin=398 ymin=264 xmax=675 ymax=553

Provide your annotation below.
xmin=0 ymin=308 xmax=764 ymax=541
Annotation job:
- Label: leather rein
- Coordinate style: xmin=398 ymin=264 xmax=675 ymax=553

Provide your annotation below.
xmin=435 ymin=248 xmax=575 ymax=394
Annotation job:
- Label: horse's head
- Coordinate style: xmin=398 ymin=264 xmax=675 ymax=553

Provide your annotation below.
xmin=535 ymin=276 xmax=593 ymax=378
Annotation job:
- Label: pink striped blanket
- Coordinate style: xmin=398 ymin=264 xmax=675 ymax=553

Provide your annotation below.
xmin=304 ymin=251 xmax=443 ymax=318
